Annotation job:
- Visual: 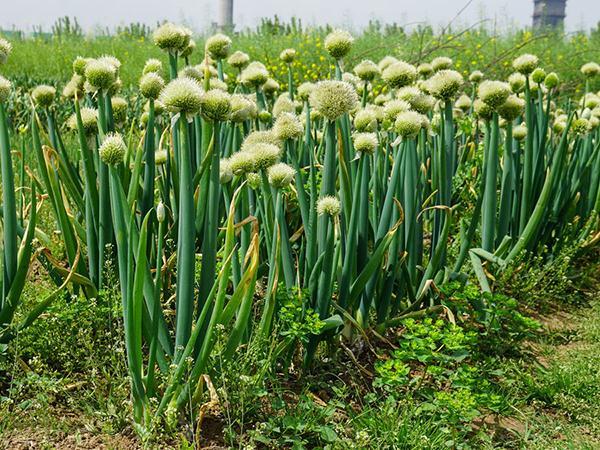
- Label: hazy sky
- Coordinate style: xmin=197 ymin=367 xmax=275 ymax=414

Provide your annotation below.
xmin=1 ymin=0 xmax=599 ymax=33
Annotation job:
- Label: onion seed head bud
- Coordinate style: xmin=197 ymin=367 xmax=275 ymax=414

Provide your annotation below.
xmin=72 ymin=56 xmax=90 ymax=75
xmin=229 ymin=94 xmax=257 ymax=122
xmin=582 ymin=108 xmax=592 ymax=120
xmin=156 ymin=202 xmax=166 ymax=222
xmin=159 ymin=77 xmax=203 ymax=116
xmin=430 ymin=114 xmax=441 ymax=134
xmin=200 ymin=89 xmax=231 ymax=121
xmin=353 ymin=132 xmax=378 ymax=154
xmin=310 ymin=109 xmax=323 ymax=121
xmin=262 ymin=78 xmax=280 ymax=96
xmin=84 ymin=59 xmax=117 ymax=92
xmin=342 ymin=72 xmax=360 ymax=88
xmin=431 ymin=56 xmax=453 ymax=72
xmin=246 ymin=143 xmax=281 ymax=170
xmin=258 ymin=110 xmax=272 ymax=123
xmin=141 ymin=113 xmax=150 ymax=129
xmin=153 ymin=22 xmax=190 ymax=53
xmin=314 ymin=130 xmax=324 ymax=143
xmin=31 ymin=85 xmax=56 ymax=108
xmin=68 ymin=107 xmax=98 ymax=134
xmin=324 ymin=29 xmax=354 ymax=59
xmin=508 ymin=72 xmax=526 ymax=93
xmin=531 ymin=67 xmax=546 ymax=84
xmin=368 ymin=105 xmax=385 ymax=122
xmin=354 ymin=59 xmax=380 ymax=81
xmin=580 ymin=93 xmax=600 ymax=109
xmin=272 ymin=94 xmax=294 ymax=117
xmin=280 ymin=48 xmax=297 ymax=64
xmin=469 ymin=70 xmax=484 ymax=83
xmin=180 ymin=39 xmax=196 ymax=59
xmin=309 ymin=80 xmax=359 ymax=121
xmin=111 ymin=97 xmax=128 ymax=124
xmin=354 ymin=108 xmax=378 ymax=132
xmin=108 ymin=78 xmax=122 ymax=97
xmin=553 ymin=119 xmax=566 ymax=134
xmin=571 ymin=117 xmax=591 ymax=135
xmin=0 ymin=38 xmax=12 ymax=65
xmin=317 ymin=196 xmax=341 ymax=217
xmin=513 ymin=124 xmax=527 ymax=141
xmin=374 ymin=93 xmax=390 ymax=105
xmin=397 ymin=86 xmax=435 ymax=114
xmin=179 ymin=65 xmax=203 ymax=82
xmin=63 ymin=75 xmax=84 ymax=99
xmin=0 ymin=76 xmax=12 ymax=103
xmin=220 ymin=158 xmax=233 ymax=184
xmin=423 ymin=70 xmax=463 ymax=101
xmin=99 ymin=133 xmax=127 ymax=166
xmin=155 ymin=149 xmax=168 ymax=165
xmin=455 ymin=94 xmax=472 ymax=113
xmin=383 ymin=99 xmax=411 ymax=122
xmin=395 ymin=111 xmax=425 ymax=138
xmin=512 ymin=54 xmax=539 ymax=75
xmin=382 ymin=61 xmax=417 ymax=88
xmin=209 ymin=78 xmax=228 ymax=91
xmin=140 ymin=72 xmax=165 ymax=100
xmin=394 ymin=86 xmax=419 ymax=103
xmin=544 ymin=72 xmax=559 ymax=89
xmin=297 ymin=82 xmax=315 ymax=101
xmin=267 ymin=162 xmax=296 ymax=188
xmin=497 ymin=95 xmax=525 ymax=121
xmin=229 ymin=151 xmax=256 ymax=175
xmin=417 ymin=63 xmax=433 ymax=77
xmin=273 ymin=112 xmax=303 ymax=141
xmin=98 ymin=55 xmax=121 ymax=73
xmin=152 ymin=100 xmax=166 ymax=116
xmin=241 ymin=130 xmax=281 ymax=151
xmin=143 ymin=58 xmax=163 ymax=75
xmin=473 ymin=99 xmax=493 ymax=121
xmin=241 ymin=62 xmax=269 ymax=88
xmin=478 ymin=80 xmax=511 ymax=109
xmin=246 ymin=172 xmax=261 ymax=189
xmin=205 ymin=33 xmax=232 ymax=59
xmin=228 ymin=50 xmax=250 ymax=70
xmin=580 ymin=62 xmax=600 ymax=79
xmin=379 ymin=56 xmax=399 ymax=72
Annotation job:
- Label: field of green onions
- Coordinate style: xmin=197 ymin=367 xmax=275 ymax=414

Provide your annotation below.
xmin=1 ymin=21 xmax=600 ymax=448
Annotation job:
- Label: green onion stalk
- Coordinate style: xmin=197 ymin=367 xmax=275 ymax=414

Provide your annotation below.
xmin=305 ymin=195 xmax=340 ymax=365
xmin=30 ymin=112 xmax=81 ymax=274
xmin=0 ymin=97 xmax=19 ymax=313
xmin=519 ymin=77 xmax=534 ymax=232
xmin=506 ymin=115 xmax=574 ymax=262
xmin=481 ymin=112 xmax=499 ymax=251
xmin=197 ymin=119 xmax=223 ymax=324
xmin=96 ymin=89 xmax=113 ymax=289
xmin=173 ymin=114 xmax=196 ymax=357
xmin=73 ymin=100 xmax=100 ymax=288
xmin=140 ymin=99 xmax=156 ymax=218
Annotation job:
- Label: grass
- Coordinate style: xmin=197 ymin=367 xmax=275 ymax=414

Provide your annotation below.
xmin=1 ymin=255 xmax=599 ymax=448
xmin=512 ymin=302 xmax=600 ymax=449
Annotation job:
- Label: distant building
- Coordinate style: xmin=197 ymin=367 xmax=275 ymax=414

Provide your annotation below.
xmin=533 ymin=0 xmax=567 ymax=28
xmin=219 ymin=0 xmax=234 ymax=30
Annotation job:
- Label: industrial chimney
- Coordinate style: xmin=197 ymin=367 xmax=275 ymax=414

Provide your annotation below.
xmin=218 ymin=0 xmax=234 ymax=30
xmin=533 ymin=0 xmax=567 ymax=28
